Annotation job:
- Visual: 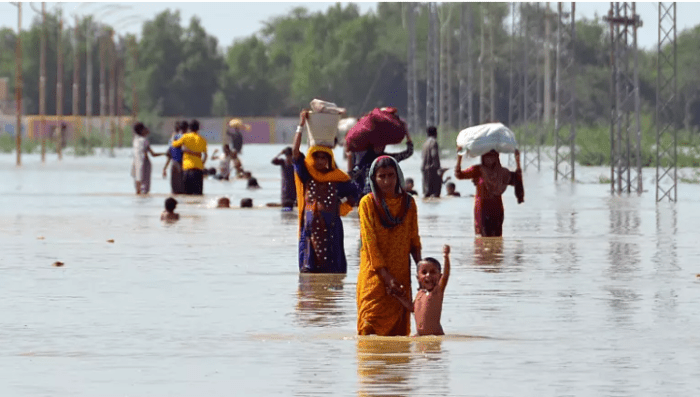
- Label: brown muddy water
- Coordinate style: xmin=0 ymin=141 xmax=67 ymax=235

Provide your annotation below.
xmin=2 ymin=144 xmax=700 ymax=396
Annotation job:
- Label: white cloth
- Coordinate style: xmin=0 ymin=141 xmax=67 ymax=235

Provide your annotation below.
xmin=456 ymin=122 xmax=518 ymax=157
xmin=131 ymin=135 xmax=151 ymax=181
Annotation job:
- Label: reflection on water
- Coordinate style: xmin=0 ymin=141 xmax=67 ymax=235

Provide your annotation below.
xmin=4 ymin=149 xmax=700 ymax=396
xmin=473 ymin=237 xmax=504 ymax=271
xmin=357 ymin=338 xmax=413 ymax=397
xmin=295 ymin=274 xmax=347 ymax=327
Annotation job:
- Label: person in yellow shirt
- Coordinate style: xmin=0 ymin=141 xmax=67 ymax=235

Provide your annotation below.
xmin=171 ymin=119 xmax=208 ymax=195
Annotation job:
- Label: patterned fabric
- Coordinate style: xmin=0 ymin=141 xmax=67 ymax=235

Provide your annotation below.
xmin=293 ymin=149 xmax=360 ymax=273
xmin=356 ymin=193 xmax=421 ymax=336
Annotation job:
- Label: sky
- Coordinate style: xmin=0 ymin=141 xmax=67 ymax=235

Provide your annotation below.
xmin=0 ymin=2 xmax=698 ymax=50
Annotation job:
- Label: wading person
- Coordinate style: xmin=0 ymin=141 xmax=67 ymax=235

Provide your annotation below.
xmin=293 ymin=110 xmax=360 ymax=273
xmin=454 ymin=149 xmax=524 ymax=237
xmin=171 ymin=119 xmax=208 ymax=195
xmin=421 ymin=126 xmax=443 ymax=198
xmin=356 ymin=156 xmax=422 ymax=336
xmin=131 ymin=122 xmax=163 ymax=195
xmin=162 ymin=120 xmax=187 ymax=194
xmin=271 ymin=146 xmax=297 ymax=211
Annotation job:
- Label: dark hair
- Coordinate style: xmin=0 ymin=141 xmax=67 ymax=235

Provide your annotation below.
xmin=405 ymin=177 xmax=414 ymax=185
xmin=133 ymin=122 xmax=146 ymax=136
xmin=180 ymin=120 xmax=189 ymax=132
xmin=282 ymin=146 xmax=292 ymax=156
xmin=446 ymin=182 xmax=455 ymax=189
xmin=418 ymin=257 xmax=441 ymax=272
xmin=247 ymin=177 xmax=259 ymax=188
xmin=164 ymin=197 xmax=177 ymax=212
xmin=174 ymin=121 xmax=182 ymax=132
xmin=190 ymin=119 xmax=200 ymax=132
xmin=217 ymin=197 xmax=230 ymax=207
xmin=371 ymin=157 xmax=401 ymax=194
xmin=240 ymin=198 xmax=253 ymax=208
xmin=427 ymin=126 xmax=438 ymax=137
xmin=223 ymin=144 xmax=230 ymax=152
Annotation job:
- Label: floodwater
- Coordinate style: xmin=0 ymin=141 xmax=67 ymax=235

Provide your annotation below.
xmin=2 ymin=144 xmax=700 ymax=396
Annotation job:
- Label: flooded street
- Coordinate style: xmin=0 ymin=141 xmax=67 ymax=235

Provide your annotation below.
xmin=2 ymin=145 xmax=700 ymax=396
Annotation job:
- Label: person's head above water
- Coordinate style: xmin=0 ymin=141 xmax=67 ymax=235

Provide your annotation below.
xmin=405 ymin=177 xmax=415 ymax=190
xmin=217 ymin=197 xmax=230 ymax=208
xmin=247 ymin=177 xmax=260 ymax=189
xmin=164 ymin=197 xmax=177 ymax=213
xmin=240 ymin=198 xmax=253 ymax=208
xmin=417 ymin=257 xmax=442 ymax=292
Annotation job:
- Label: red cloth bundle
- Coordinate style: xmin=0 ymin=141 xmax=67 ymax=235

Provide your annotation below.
xmin=345 ymin=107 xmax=407 ymax=152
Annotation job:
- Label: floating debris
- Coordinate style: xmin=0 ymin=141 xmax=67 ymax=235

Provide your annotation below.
xmin=52 ymin=261 xmax=64 ymax=267
xmin=107 ymin=239 xmax=115 ymax=243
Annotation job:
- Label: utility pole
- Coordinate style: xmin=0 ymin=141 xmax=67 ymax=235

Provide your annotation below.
xmin=14 ymin=2 xmax=23 ymax=166
xmin=406 ymin=3 xmax=418 ymax=136
xmin=554 ymin=3 xmax=577 ymax=182
xmin=100 ymin=28 xmax=107 ymax=140
xmin=605 ymin=3 xmax=643 ymax=195
xmin=73 ymin=15 xmax=80 ymax=118
xmin=655 ymin=2 xmax=677 ymax=202
xmin=458 ymin=2 xmax=473 ymax=129
xmin=57 ymin=7 xmax=64 ymax=160
xmin=426 ymin=3 xmax=438 ymax=128
xmin=109 ymin=30 xmax=116 ymax=156
xmin=117 ymin=39 xmax=124 ymax=147
xmin=40 ymin=2 xmax=47 ymax=162
xmin=86 ymin=21 xmax=94 ymax=138
xmin=130 ymin=36 xmax=138 ymax=119
xmin=543 ymin=4 xmax=553 ymax=124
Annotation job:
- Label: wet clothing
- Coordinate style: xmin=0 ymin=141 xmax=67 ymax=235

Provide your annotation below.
xmin=351 ymin=141 xmax=413 ymax=195
xmin=168 ymin=132 xmax=184 ymax=164
xmin=183 ymin=169 xmax=204 ymax=195
xmin=170 ymin=161 xmax=185 ymax=194
xmin=217 ymin=154 xmax=232 ymax=180
xmin=227 ymin=128 xmax=243 ymax=153
xmin=293 ymin=147 xmax=359 ymax=274
xmin=272 ymin=158 xmax=297 ymax=208
xmin=171 ymin=132 xmax=207 ymax=170
xmin=357 ymin=193 xmax=420 ymax=336
xmin=421 ymin=137 xmax=442 ymax=198
xmin=131 ymin=135 xmax=151 ymax=194
xmin=357 ymin=156 xmax=421 ymax=336
xmin=167 ymin=132 xmax=185 ymax=194
xmin=455 ymin=152 xmax=524 ymax=237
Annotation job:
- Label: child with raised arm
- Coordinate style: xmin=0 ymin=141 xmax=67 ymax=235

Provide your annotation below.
xmin=392 ymin=244 xmax=451 ymax=336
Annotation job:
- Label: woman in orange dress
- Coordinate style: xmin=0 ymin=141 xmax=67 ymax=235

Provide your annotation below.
xmin=357 ymin=156 xmax=422 ymax=336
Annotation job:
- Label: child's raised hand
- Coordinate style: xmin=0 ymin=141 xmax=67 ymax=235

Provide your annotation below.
xmin=443 ymin=244 xmax=450 ymax=256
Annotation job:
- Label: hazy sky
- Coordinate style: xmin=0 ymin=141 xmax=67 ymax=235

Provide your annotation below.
xmin=0 ymin=2 xmax=698 ymax=50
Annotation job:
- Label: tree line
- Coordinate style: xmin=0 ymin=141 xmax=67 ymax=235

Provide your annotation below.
xmin=1 ymin=3 xmax=698 ymax=132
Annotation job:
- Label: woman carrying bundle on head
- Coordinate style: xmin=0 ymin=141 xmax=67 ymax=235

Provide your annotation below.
xmin=356 ymin=156 xmax=422 ymax=336
xmin=292 ymin=110 xmax=360 ymax=274
xmin=454 ymin=149 xmax=524 ymax=237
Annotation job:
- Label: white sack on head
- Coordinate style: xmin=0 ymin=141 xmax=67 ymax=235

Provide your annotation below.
xmin=456 ymin=122 xmax=518 ymax=157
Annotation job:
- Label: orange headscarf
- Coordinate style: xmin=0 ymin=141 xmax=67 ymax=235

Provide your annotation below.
xmin=294 ymin=146 xmax=353 ymax=235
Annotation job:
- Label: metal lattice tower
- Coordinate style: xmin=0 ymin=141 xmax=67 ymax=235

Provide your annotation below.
xmin=509 ymin=3 xmax=523 ymax=128
xmin=522 ymin=3 xmax=543 ymax=171
xmin=458 ymin=3 xmax=474 ymax=128
xmin=479 ymin=4 xmax=495 ymax=124
xmin=426 ymin=3 xmax=439 ymax=127
xmin=605 ymin=3 xmax=643 ymax=195
xmin=554 ymin=3 xmax=577 ymax=181
xmin=655 ymin=2 xmax=677 ymax=202
xmin=406 ymin=3 xmax=419 ymax=135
